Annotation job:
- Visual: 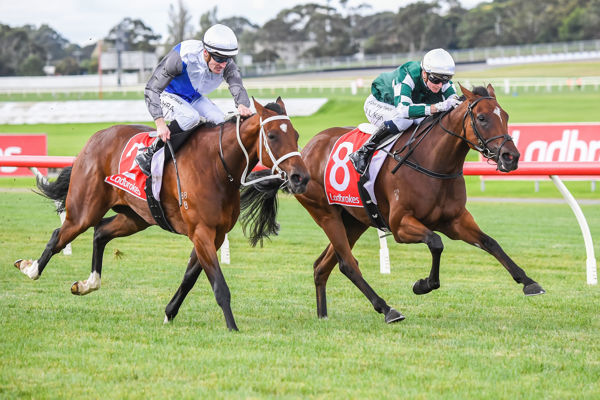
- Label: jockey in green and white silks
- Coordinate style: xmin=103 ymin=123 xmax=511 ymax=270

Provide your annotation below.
xmin=349 ymin=48 xmax=462 ymax=176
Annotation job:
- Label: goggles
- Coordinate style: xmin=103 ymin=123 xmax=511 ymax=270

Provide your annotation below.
xmin=210 ymin=53 xmax=230 ymax=63
xmin=427 ymin=73 xmax=451 ymax=85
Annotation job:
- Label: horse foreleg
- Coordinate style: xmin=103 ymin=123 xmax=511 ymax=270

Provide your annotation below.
xmin=391 ymin=215 xmax=443 ymax=295
xmin=164 ymin=249 xmax=202 ymax=323
xmin=192 ymin=230 xmax=238 ymax=331
xmin=313 ymin=244 xmax=337 ymax=319
xmin=445 ymin=209 xmax=545 ymax=296
xmin=71 ymin=213 xmax=149 ymax=295
xmin=412 ymin=231 xmax=443 ymax=295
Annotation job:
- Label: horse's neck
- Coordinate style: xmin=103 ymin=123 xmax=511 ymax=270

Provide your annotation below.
xmin=413 ymin=108 xmax=470 ymax=173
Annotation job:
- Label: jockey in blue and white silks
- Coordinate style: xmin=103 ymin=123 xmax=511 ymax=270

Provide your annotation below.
xmin=137 ymin=24 xmax=252 ymax=176
xmin=349 ymin=48 xmax=462 ymax=176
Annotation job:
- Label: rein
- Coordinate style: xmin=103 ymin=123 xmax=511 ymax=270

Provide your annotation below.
xmin=219 ymin=113 xmax=302 ymax=187
xmin=389 ymin=114 xmax=462 ymax=179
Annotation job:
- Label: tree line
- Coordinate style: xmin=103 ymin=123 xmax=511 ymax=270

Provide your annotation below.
xmin=1 ymin=0 xmax=599 ymax=76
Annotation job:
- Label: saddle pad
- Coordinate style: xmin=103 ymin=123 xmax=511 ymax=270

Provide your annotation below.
xmin=104 ymin=131 xmax=158 ymax=200
xmin=324 ymin=127 xmax=393 ymax=207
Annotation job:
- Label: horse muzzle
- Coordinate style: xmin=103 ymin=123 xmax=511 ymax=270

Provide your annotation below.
xmin=287 ymin=170 xmax=310 ymax=194
xmin=496 ymin=148 xmax=520 ymax=172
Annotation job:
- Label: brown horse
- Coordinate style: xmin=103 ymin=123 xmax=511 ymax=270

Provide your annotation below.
xmin=14 ymin=97 xmax=309 ymax=331
xmin=241 ymin=84 xmax=545 ymax=324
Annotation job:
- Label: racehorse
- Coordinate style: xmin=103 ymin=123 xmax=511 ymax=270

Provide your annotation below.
xmin=240 ymin=84 xmax=545 ymax=324
xmin=14 ymin=97 xmax=310 ymax=331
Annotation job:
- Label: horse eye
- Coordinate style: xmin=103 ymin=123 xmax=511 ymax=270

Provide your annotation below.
xmin=267 ymin=132 xmax=277 ymax=140
xmin=477 ymin=115 xmax=486 ymax=122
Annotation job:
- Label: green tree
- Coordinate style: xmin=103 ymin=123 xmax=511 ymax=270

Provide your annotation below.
xmin=106 ymin=17 xmax=161 ymax=52
xmin=55 ymin=56 xmax=81 ymax=75
xmin=18 ymin=54 xmax=44 ymax=75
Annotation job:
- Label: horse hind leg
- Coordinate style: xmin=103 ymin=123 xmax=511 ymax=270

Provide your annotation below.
xmin=71 ymin=212 xmax=149 ymax=295
xmin=14 ymin=213 xmax=93 ymax=280
xmin=318 ymin=215 xmax=404 ymax=324
xmin=14 ymin=228 xmax=61 ymax=280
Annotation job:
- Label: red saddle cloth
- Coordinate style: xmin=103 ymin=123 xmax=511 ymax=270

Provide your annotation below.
xmin=104 ymin=132 xmax=157 ymax=200
xmin=324 ymin=127 xmax=372 ymax=207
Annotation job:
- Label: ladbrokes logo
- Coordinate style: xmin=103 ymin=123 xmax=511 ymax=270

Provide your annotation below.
xmin=107 ymin=175 xmax=141 ymax=196
xmin=329 ymin=192 xmax=360 ymax=204
xmin=509 ymin=124 xmax=600 ymax=163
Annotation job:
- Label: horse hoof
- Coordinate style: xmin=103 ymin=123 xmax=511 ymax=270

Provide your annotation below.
xmin=523 ymin=283 xmax=545 ymax=296
xmin=385 ymin=308 xmax=405 ymax=324
xmin=71 ymin=281 xmax=82 ymax=295
xmin=14 ymin=259 xmax=23 ymax=269
xmin=412 ymin=278 xmax=440 ymax=295
xmin=164 ymin=315 xmax=171 ymax=324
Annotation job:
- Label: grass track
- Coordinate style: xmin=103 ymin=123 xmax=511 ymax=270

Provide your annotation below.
xmin=1 ymin=191 xmax=599 ymax=398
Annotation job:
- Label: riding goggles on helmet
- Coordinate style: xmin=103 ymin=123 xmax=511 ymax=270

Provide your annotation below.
xmin=427 ymin=73 xmax=451 ymax=85
xmin=210 ymin=53 xmax=230 ymax=63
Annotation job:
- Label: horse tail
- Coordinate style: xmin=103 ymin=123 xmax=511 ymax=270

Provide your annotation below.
xmin=239 ymin=169 xmax=283 ymax=247
xmin=35 ymin=166 xmax=72 ymax=213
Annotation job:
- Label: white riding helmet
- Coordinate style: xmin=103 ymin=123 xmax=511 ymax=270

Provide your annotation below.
xmin=203 ymin=24 xmax=238 ymax=57
xmin=421 ymin=48 xmax=455 ymax=78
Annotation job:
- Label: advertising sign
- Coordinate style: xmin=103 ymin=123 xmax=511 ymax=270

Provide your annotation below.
xmin=0 ymin=134 xmax=47 ymax=177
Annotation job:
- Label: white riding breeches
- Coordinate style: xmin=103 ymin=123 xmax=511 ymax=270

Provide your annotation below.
xmin=160 ymin=92 xmax=225 ymax=130
xmin=364 ymin=94 xmax=423 ymax=132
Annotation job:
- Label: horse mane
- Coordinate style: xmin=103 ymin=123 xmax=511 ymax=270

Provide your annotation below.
xmin=459 ymin=86 xmax=489 ymax=101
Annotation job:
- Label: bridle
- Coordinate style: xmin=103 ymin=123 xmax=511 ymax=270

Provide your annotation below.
xmin=219 ymin=113 xmax=302 ymax=186
xmin=390 ymin=96 xmax=513 ymax=178
xmin=439 ymin=96 xmax=513 ymax=161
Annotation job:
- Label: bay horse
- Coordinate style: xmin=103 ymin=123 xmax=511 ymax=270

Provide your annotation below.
xmin=14 ymin=97 xmax=309 ymax=331
xmin=241 ymin=84 xmax=545 ymax=324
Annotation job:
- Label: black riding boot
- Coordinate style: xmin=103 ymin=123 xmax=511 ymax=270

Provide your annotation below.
xmin=136 ymin=120 xmax=182 ymax=176
xmin=349 ymin=124 xmax=389 ymax=175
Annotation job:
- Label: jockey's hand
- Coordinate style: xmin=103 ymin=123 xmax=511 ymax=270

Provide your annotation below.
xmin=155 ymin=118 xmax=170 ymax=142
xmin=433 ymin=95 xmax=461 ymax=113
xmin=237 ymin=104 xmax=253 ymax=117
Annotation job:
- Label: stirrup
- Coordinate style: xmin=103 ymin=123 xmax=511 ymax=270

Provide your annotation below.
xmin=136 ymin=149 xmax=153 ymax=176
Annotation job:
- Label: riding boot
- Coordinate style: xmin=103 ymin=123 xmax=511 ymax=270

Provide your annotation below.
xmin=136 ymin=121 xmax=182 ymax=176
xmin=349 ymin=124 xmax=391 ymax=175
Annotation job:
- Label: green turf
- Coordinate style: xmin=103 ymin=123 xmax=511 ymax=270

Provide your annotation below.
xmin=0 ymin=191 xmax=599 ymax=399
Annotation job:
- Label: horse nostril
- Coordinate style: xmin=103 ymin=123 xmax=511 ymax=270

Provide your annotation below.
xmin=290 ymin=173 xmax=309 ymax=189
xmin=502 ymin=152 xmax=513 ymax=162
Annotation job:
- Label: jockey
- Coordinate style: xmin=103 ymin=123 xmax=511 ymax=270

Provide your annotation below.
xmin=349 ymin=48 xmax=461 ymax=175
xmin=137 ymin=23 xmax=253 ymax=176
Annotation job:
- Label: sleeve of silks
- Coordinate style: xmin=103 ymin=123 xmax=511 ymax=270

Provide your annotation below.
xmin=144 ymin=50 xmax=183 ymax=120
xmin=223 ymin=60 xmax=251 ymax=108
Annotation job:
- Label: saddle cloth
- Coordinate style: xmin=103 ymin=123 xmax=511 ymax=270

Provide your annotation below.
xmin=324 ymin=123 xmax=395 ymax=208
xmin=104 ymin=131 xmax=158 ymax=200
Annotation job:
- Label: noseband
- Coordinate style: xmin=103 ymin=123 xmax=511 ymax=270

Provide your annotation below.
xmin=441 ymin=96 xmax=513 ymax=161
xmin=234 ymin=114 xmax=302 ymax=186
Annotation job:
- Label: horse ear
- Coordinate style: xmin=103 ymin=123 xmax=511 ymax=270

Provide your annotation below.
xmin=459 ymin=83 xmax=475 ymax=101
xmin=253 ymin=97 xmax=264 ymax=114
xmin=486 ymin=83 xmax=496 ymax=98
xmin=275 ymin=96 xmax=287 ymax=115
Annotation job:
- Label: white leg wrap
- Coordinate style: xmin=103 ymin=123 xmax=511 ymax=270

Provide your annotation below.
xmin=78 ymin=272 xmax=101 ymax=294
xmin=21 ymin=260 xmax=40 ymax=280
